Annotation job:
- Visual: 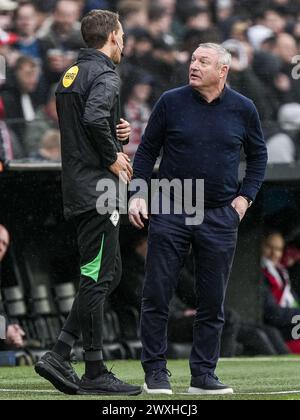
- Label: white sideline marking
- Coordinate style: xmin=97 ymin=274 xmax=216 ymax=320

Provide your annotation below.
xmin=242 ymin=391 xmax=300 ymax=396
xmin=179 ymin=390 xmax=300 ymax=396
xmin=0 ymin=388 xmax=300 ymax=397
xmin=219 ymin=357 xmax=300 ymax=362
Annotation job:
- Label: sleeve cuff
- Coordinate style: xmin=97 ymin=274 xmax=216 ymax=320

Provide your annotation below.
xmin=104 ymin=153 xmax=118 ymax=168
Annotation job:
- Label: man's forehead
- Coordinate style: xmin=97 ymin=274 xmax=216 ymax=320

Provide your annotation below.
xmin=267 ymin=236 xmax=284 ymax=244
xmin=193 ymin=48 xmax=218 ymax=59
xmin=58 ymin=0 xmax=78 ymax=12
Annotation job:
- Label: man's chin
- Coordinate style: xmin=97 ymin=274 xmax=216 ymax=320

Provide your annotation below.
xmin=189 ymin=80 xmax=202 ymax=89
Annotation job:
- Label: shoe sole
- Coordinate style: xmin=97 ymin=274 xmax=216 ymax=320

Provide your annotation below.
xmin=143 ymin=383 xmax=173 ymax=395
xmin=77 ymin=388 xmax=142 ymax=396
xmin=188 ymin=386 xmax=234 ymax=395
xmin=35 ymin=361 xmax=79 ymax=395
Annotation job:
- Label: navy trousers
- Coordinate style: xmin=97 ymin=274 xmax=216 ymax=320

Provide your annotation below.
xmin=141 ymin=204 xmax=240 ymax=377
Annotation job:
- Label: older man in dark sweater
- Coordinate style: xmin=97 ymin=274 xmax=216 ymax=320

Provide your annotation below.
xmin=129 ymin=43 xmax=268 ymax=395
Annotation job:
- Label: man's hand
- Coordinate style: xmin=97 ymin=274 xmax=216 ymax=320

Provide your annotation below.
xmin=231 ymin=196 xmax=249 ymax=221
xmin=6 ymin=324 xmax=25 ymax=348
xmin=109 ymin=152 xmax=133 ymax=183
xmin=129 ymin=198 xmax=148 ymax=229
xmin=116 ymin=119 xmax=131 ymax=142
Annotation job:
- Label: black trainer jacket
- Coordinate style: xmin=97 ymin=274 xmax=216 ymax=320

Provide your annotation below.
xmin=56 ymin=48 xmax=128 ymax=220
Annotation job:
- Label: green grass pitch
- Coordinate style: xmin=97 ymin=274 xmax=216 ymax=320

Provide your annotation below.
xmin=0 ymin=357 xmax=300 ymax=400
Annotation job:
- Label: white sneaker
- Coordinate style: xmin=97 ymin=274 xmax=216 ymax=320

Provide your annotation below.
xmin=143 ymin=383 xmax=173 ymax=395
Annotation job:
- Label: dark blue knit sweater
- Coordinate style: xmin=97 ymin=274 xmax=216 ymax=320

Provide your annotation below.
xmin=132 ymin=85 xmax=268 ymax=208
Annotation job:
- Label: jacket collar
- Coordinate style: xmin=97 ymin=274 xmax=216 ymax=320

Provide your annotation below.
xmin=77 ymin=48 xmax=116 ymax=70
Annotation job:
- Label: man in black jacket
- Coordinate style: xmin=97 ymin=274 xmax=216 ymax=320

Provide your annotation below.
xmin=35 ymin=10 xmax=141 ymax=397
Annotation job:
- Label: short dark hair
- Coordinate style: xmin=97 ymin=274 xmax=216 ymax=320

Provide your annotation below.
xmin=263 ymin=6 xmax=286 ymax=18
xmin=148 ymin=5 xmax=167 ymax=23
xmin=81 ymin=10 xmax=120 ymax=49
xmin=15 ymin=56 xmax=39 ymax=72
xmin=183 ymin=6 xmax=210 ymax=23
xmin=118 ymin=0 xmax=144 ymax=19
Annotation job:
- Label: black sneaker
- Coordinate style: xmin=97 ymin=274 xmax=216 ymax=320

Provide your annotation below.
xmin=144 ymin=368 xmax=173 ymax=395
xmin=35 ymin=351 xmax=80 ymax=395
xmin=188 ymin=374 xmax=233 ymax=395
xmin=78 ymin=369 xmax=142 ymax=396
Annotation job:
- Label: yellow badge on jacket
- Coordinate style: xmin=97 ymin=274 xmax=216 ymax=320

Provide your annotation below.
xmin=62 ymin=65 xmax=79 ymax=88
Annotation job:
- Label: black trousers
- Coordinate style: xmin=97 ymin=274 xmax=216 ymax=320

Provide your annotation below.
xmin=61 ymin=210 xmax=122 ymax=354
xmin=141 ymin=205 xmax=239 ymax=377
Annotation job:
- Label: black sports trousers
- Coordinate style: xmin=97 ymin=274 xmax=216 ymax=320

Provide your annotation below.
xmin=61 ymin=209 xmax=122 ymax=360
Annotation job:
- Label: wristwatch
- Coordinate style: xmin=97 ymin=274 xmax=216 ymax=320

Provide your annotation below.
xmin=241 ymin=196 xmax=253 ymax=208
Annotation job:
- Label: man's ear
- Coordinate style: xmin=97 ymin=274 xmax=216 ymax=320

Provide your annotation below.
xmin=220 ymin=65 xmax=228 ymax=78
xmin=111 ymin=31 xmax=118 ymax=45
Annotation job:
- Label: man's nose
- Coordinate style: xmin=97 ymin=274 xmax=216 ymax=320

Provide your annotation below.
xmin=191 ymin=63 xmax=199 ymax=71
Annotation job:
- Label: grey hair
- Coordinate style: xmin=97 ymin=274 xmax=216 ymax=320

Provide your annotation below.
xmin=198 ymin=43 xmax=232 ymax=67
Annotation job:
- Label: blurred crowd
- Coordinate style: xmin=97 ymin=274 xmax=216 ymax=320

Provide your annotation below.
xmin=0 ymin=0 xmax=300 ymax=162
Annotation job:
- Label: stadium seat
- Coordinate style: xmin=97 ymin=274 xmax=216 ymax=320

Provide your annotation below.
xmin=29 ymin=285 xmax=61 ymax=348
xmin=54 ymin=282 xmax=75 ymax=320
xmin=3 ymin=286 xmax=27 ymax=317
xmin=2 ymin=286 xmax=33 ymax=342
